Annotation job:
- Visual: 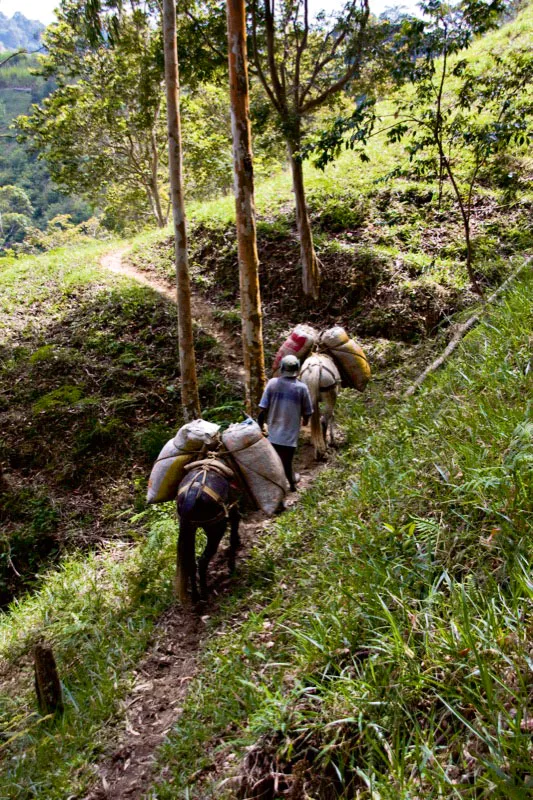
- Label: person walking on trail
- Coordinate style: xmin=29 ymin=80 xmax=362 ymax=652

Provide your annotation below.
xmin=258 ymin=354 xmax=313 ymax=492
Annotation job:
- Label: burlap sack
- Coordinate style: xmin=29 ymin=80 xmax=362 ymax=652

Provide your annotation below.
xmin=272 ymin=324 xmax=318 ymax=375
xmin=299 ymin=353 xmax=340 ymax=390
xmin=222 ymin=420 xmax=289 ymax=515
xmin=319 ymin=326 xmax=371 ymax=392
xmin=146 ymin=420 xmax=220 ymax=504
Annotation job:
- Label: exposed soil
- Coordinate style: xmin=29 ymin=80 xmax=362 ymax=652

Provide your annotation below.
xmin=101 ymin=249 xmax=245 ymax=388
xmin=0 ymin=250 xmax=243 ymax=603
xmin=80 ymin=252 xmax=333 ymax=800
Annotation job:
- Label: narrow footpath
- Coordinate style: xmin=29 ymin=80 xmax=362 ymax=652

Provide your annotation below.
xmin=100 ymin=248 xmax=245 ymax=386
xmin=85 ymin=249 xmax=329 ymax=800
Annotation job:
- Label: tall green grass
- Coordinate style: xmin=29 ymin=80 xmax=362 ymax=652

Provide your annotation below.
xmin=150 ymin=268 xmax=532 ymax=799
xmin=0 ymin=507 xmax=177 ymax=798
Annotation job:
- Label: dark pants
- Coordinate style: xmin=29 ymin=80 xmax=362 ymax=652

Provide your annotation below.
xmin=272 ymin=443 xmax=296 ymax=491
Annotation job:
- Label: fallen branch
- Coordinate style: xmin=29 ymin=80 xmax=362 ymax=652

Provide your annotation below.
xmin=404 ymin=259 xmax=531 ymax=398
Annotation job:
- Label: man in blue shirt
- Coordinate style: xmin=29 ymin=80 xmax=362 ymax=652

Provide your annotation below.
xmin=258 ymin=355 xmax=313 ymax=491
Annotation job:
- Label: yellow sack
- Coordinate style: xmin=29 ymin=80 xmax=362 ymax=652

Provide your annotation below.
xmin=146 ymin=420 xmax=220 ymax=504
xmin=319 ymin=326 xmax=370 ymax=392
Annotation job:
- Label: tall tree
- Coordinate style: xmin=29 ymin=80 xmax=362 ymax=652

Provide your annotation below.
xmin=163 ymin=0 xmax=201 ymax=420
xmin=306 ymin=1 xmax=530 ymax=295
xmin=226 ymin=0 xmax=266 ymax=413
xmin=18 ymin=10 xmax=168 ymax=229
xmin=248 ymin=0 xmax=370 ymax=300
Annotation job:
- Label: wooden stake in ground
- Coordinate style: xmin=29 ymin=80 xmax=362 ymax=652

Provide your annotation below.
xmin=226 ymin=0 xmax=267 ymax=414
xmin=34 ymin=642 xmax=63 ymax=716
xmin=162 ymin=0 xmax=201 ymax=421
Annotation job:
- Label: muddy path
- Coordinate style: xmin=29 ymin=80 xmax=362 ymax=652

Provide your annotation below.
xmin=86 ymin=250 xmax=331 ymax=800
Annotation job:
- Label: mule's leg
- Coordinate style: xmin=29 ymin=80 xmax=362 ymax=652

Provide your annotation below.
xmin=198 ymin=521 xmax=226 ymax=599
xmin=176 ymin=521 xmax=198 ymax=605
xmin=228 ymin=506 xmax=241 ymax=574
xmin=188 ymin=527 xmax=200 ymax=603
xmin=325 ymin=389 xmax=337 ymax=448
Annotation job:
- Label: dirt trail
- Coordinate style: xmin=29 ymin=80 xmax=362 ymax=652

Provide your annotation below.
xmin=84 ymin=250 xmax=330 ymax=800
xmin=100 ymin=248 xmax=245 ymax=385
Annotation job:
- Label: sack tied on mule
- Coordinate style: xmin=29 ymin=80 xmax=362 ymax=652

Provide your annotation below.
xmin=299 ymin=353 xmax=341 ymax=390
xmin=146 ymin=419 xmax=221 ymax=504
xmin=222 ymin=419 xmax=289 ymax=515
xmin=319 ymin=326 xmax=371 ymax=392
xmin=272 ymin=324 xmax=318 ymax=376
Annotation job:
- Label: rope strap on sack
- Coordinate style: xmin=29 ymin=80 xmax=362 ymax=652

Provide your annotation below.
xmin=178 ymin=465 xmax=238 ymax=523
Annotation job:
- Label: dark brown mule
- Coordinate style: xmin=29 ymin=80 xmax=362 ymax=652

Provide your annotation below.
xmin=175 ymin=459 xmax=241 ymax=605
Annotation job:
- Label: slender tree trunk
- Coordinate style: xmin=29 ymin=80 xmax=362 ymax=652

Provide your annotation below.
xmin=226 ymin=0 xmax=266 ymax=413
xmin=288 ymin=138 xmax=319 ymax=301
xmin=438 ymin=144 xmax=482 ymax=296
xmin=162 ymin=0 xmax=201 ymax=420
xmin=150 ymin=128 xmax=167 ymax=228
xmin=150 ymin=180 xmax=166 ymax=228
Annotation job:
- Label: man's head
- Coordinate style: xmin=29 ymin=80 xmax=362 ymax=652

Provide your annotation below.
xmin=280 ymin=354 xmax=300 ymax=376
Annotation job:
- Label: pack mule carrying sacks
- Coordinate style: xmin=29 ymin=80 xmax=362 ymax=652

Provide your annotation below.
xmin=146 ymin=419 xmax=221 ymax=504
xmin=272 ymin=324 xmax=318 ymax=375
xmin=222 ymin=419 xmax=289 ymax=515
xmin=319 ymin=326 xmax=370 ymax=392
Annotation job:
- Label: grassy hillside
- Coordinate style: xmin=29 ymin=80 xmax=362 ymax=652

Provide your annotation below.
xmin=0 ymin=264 xmax=530 ymax=800
xmin=0 ymin=244 xmax=238 ymax=602
xmin=150 ymin=268 xmax=533 ymax=800
xmin=0 ymin=6 xmax=531 ymax=798
xmin=128 ymin=4 xmax=532 ymax=351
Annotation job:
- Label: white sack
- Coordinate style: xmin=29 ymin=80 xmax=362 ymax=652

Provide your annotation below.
xmin=222 ymin=419 xmax=289 ymax=515
xmin=300 ymin=353 xmax=340 ymax=390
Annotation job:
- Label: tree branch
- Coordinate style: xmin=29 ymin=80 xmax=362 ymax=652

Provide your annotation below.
xmin=300 ymin=0 xmax=370 ymax=114
xmin=249 ymin=0 xmax=284 ymax=114
xmin=294 ymin=0 xmax=309 ymax=107
xmin=182 ymin=7 xmax=225 ymax=61
xmin=264 ymin=0 xmax=287 ymax=109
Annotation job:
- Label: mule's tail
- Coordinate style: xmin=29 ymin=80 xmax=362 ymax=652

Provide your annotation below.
xmin=305 ymin=363 xmax=326 ymax=457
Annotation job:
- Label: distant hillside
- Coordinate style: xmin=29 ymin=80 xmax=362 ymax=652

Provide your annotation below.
xmin=0 ymin=11 xmax=44 ymax=52
xmin=0 ymin=50 xmax=92 ymax=240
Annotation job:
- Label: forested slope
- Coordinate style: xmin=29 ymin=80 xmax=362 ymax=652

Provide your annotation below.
xmin=0 ymin=48 xmax=92 ymax=247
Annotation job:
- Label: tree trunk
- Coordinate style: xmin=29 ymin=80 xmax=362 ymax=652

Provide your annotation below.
xmin=150 ymin=180 xmax=166 ymax=228
xmin=288 ymin=139 xmax=319 ymax=301
xmin=162 ymin=0 xmax=201 ymax=420
xmin=150 ymin=127 xmax=167 ymax=228
xmin=226 ymin=0 xmax=266 ymax=413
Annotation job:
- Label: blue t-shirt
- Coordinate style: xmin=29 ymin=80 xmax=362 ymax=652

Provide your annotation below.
xmin=259 ymin=376 xmax=313 ymax=447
